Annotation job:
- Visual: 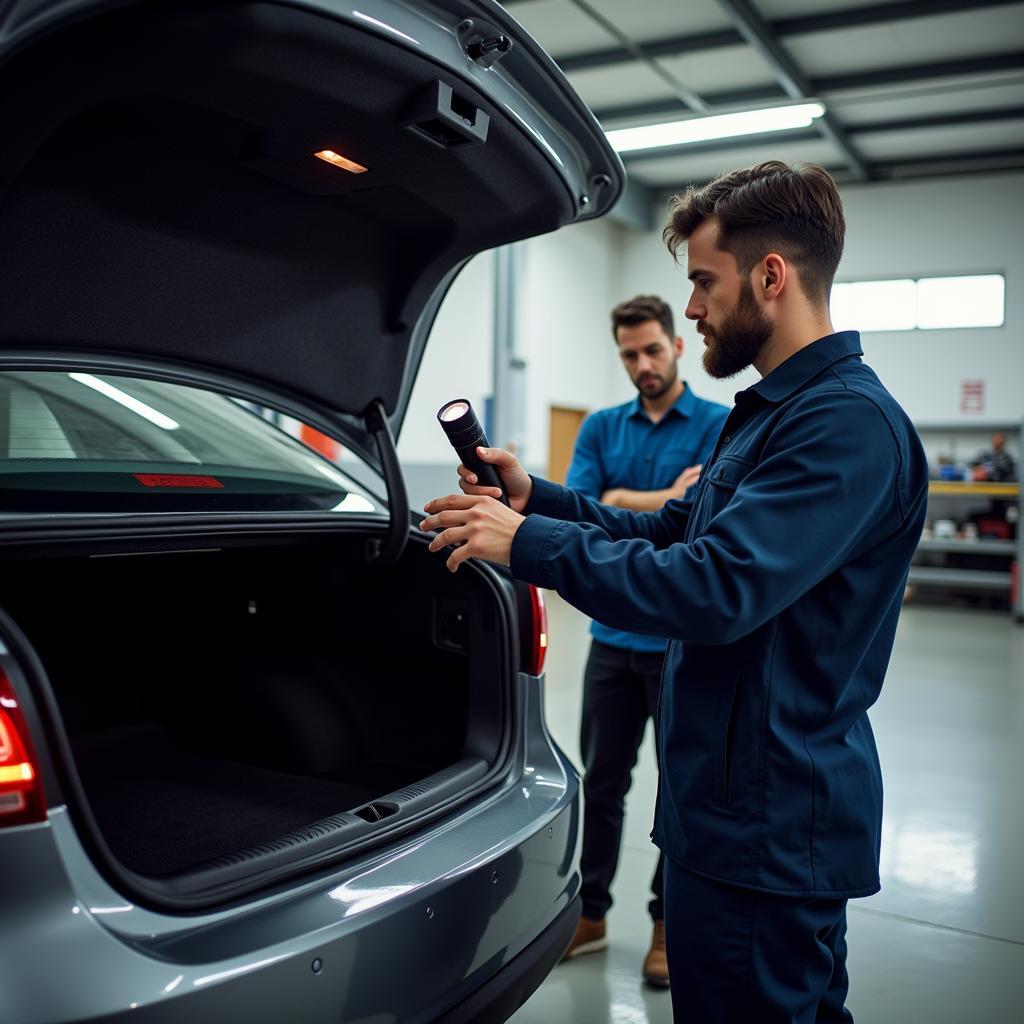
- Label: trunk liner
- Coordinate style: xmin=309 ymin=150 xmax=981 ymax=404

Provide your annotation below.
xmin=74 ymin=724 xmax=376 ymax=878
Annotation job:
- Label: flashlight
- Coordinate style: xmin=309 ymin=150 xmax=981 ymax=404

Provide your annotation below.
xmin=437 ymin=399 xmax=509 ymax=506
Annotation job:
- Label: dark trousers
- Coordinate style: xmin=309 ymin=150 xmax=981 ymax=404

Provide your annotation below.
xmin=580 ymin=639 xmax=665 ymax=922
xmin=664 ymin=858 xmax=854 ymax=1023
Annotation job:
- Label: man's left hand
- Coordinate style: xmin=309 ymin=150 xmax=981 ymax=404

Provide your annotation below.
xmin=420 ymin=494 xmax=525 ymax=572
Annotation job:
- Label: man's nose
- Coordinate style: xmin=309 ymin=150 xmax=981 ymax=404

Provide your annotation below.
xmin=685 ymin=291 xmax=704 ymax=321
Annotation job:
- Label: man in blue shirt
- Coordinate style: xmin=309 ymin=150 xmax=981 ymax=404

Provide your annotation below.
xmin=420 ymin=161 xmax=927 ymax=1022
xmin=563 ymin=295 xmax=728 ymax=986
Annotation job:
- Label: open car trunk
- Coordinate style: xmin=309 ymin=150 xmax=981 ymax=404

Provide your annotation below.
xmin=1 ymin=532 xmax=514 ymax=902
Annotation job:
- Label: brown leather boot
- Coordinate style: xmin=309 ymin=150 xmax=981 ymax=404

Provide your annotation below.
xmin=642 ymin=919 xmax=669 ymax=987
xmin=561 ymin=915 xmax=608 ymax=960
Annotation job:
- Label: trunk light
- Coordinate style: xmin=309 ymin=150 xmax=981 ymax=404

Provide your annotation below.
xmin=529 ymin=585 xmax=548 ymax=676
xmin=0 ymin=670 xmax=46 ymax=827
xmin=313 ymin=150 xmax=368 ymax=174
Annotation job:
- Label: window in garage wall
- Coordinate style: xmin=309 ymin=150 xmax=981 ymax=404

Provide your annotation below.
xmin=831 ymin=274 xmax=1005 ymax=333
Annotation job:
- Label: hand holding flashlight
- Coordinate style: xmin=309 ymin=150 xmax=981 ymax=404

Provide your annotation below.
xmin=455 ymin=450 xmax=533 ymax=513
xmin=437 ymin=400 xmax=533 ymax=512
xmin=437 ymin=399 xmax=507 ymax=504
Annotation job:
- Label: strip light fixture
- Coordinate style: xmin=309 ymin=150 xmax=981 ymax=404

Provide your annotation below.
xmin=606 ymin=102 xmax=826 ymax=154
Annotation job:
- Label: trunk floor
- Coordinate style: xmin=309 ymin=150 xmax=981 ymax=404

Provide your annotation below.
xmin=73 ymin=724 xmax=377 ymax=878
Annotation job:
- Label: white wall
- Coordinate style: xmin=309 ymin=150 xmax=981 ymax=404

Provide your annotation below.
xmin=515 ymin=217 xmax=625 ymax=471
xmin=840 ymin=172 xmax=1023 ymax=426
xmin=399 ymin=217 xmax=628 ymax=486
xmin=618 ymin=170 xmax=1024 ymax=426
xmin=397 ymin=250 xmax=495 ymax=466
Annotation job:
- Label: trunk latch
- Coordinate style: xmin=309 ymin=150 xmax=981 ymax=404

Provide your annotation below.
xmin=457 ymin=19 xmax=513 ymax=69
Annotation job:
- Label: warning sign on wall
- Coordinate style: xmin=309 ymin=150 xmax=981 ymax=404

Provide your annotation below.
xmin=959 ymin=379 xmax=985 ymax=415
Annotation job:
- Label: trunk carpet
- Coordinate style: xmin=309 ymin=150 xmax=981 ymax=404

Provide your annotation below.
xmin=73 ymin=724 xmax=376 ymax=878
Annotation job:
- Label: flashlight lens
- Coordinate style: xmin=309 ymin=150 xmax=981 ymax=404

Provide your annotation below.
xmin=440 ymin=401 xmax=469 ymax=423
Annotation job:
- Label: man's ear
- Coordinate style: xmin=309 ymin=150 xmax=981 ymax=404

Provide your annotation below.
xmin=673 ymin=334 xmax=684 ymax=358
xmin=762 ymin=253 xmax=786 ymax=300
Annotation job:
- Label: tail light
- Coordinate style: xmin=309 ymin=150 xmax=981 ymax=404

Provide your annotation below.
xmin=0 ymin=669 xmax=46 ymax=827
xmin=528 ymin=585 xmax=548 ymax=676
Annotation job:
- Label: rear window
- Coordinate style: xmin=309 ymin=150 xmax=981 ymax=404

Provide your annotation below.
xmin=0 ymin=371 xmax=378 ymax=514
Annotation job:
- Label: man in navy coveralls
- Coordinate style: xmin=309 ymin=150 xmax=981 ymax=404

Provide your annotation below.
xmin=561 ymin=295 xmax=728 ymax=986
xmin=420 ymin=161 xmax=928 ymax=1022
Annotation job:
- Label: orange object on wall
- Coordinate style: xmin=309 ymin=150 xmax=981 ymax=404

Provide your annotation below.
xmin=300 ymin=424 xmax=342 ymax=462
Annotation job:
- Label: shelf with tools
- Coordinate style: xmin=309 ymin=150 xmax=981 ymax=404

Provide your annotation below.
xmin=910 ymin=421 xmax=1022 ymax=619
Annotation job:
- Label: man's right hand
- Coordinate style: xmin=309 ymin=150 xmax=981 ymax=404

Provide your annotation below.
xmin=457 ymin=446 xmax=533 ymax=513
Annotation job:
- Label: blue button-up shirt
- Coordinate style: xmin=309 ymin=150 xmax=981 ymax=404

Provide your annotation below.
xmin=510 ymin=332 xmax=928 ymax=897
xmin=566 ymin=384 xmax=729 ymax=653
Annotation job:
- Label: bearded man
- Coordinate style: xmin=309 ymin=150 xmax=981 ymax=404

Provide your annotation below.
xmin=420 ymin=161 xmax=928 ymax=1022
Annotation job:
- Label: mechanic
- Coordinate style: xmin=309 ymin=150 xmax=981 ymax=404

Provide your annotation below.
xmin=560 ymin=294 xmax=728 ymax=988
xmin=420 ymin=160 xmax=929 ymax=1021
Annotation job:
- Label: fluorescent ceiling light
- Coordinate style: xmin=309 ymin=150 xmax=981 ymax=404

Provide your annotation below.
xmin=606 ymin=102 xmax=826 ymax=154
xmin=69 ymin=373 xmax=180 ymax=430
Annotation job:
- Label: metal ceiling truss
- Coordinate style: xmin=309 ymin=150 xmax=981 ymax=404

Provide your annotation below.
xmin=593 ymin=51 xmax=1024 ymax=125
xmin=714 ymin=0 xmax=862 ymax=180
xmin=500 ymin=0 xmax=1024 ymax=187
xmin=540 ymin=0 xmax=1023 ymax=74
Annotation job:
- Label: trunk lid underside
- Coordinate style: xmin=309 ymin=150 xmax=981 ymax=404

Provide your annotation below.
xmin=0 ymin=0 xmax=621 ymax=449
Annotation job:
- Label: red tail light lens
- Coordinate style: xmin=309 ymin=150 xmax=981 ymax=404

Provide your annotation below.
xmin=0 ymin=670 xmax=46 ymax=827
xmin=528 ymin=585 xmax=548 ymax=676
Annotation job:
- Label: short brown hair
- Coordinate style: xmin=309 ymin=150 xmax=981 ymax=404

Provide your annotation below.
xmin=663 ymin=161 xmax=845 ymax=306
xmin=610 ymin=295 xmax=675 ymax=342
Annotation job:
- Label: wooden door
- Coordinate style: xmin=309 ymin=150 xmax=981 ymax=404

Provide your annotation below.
xmin=548 ymin=406 xmax=588 ymax=485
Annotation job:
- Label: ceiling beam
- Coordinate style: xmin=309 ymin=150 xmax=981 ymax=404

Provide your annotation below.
xmin=593 ymin=51 xmax=1024 ymax=125
xmin=716 ymin=0 xmax=870 ymax=180
xmin=564 ymin=0 xmax=706 ymax=112
xmin=818 ymin=51 xmax=1024 ymax=92
xmin=872 ymin=146 xmax=1024 ymax=179
xmin=645 ymin=148 xmax=1024 ymax=191
xmin=619 ymin=105 xmax=1024 ymax=164
xmin=554 ymin=0 xmax=1022 ymax=74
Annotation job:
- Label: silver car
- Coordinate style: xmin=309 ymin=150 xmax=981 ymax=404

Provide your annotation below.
xmin=0 ymin=1 xmax=623 ymax=1020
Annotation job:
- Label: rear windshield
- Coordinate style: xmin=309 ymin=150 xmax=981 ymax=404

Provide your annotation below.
xmin=0 ymin=371 xmax=379 ymax=515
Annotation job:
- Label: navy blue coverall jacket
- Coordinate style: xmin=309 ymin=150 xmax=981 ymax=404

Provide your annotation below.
xmin=510 ymin=332 xmax=928 ymax=897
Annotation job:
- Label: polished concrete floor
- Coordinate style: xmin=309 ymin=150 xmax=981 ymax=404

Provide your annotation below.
xmin=510 ymin=596 xmax=1024 ymax=1024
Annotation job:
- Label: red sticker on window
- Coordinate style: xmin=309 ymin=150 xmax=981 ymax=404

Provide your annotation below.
xmin=133 ymin=474 xmax=225 ymax=489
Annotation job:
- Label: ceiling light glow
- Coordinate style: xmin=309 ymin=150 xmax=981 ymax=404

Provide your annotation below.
xmin=314 ymin=150 xmax=369 ymax=174
xmin=606 ymin=102 xmax=826 ymax=153
xmin=69 ymin=373 xmax=180 ymax=430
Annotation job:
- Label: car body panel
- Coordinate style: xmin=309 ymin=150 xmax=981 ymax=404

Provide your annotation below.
xmin=0 ymin=667 xmax=579 ymax=1023
xmin=0 ymin=1 xmax=596 ymax=1017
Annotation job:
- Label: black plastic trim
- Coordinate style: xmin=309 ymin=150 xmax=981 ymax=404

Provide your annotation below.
xmin=364 ymin=398 xmax=409 ymax=564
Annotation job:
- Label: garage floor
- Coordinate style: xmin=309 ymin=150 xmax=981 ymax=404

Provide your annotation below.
xmin=510 ymin=596 xmax=1024 ymax=1024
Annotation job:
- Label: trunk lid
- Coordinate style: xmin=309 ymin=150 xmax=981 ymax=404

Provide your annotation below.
xmin=0 ymin=0 xmax=623 ymax=458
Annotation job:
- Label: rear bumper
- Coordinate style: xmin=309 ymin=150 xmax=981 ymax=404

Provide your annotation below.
xmin=0 ymin=674 xmax=581 ymax=1024
xmin=436 ymin=893 xmax=580 ymax=1024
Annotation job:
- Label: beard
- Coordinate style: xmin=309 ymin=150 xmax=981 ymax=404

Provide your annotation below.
xmin=633 ymin=367 xmax=677 ymax=400
xmin=700 ymin=280 xmax=773 ymax=379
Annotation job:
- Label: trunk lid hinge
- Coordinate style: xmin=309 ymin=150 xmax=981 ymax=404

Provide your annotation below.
xmin=363 ymin=399 xmax=409 ymax=565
